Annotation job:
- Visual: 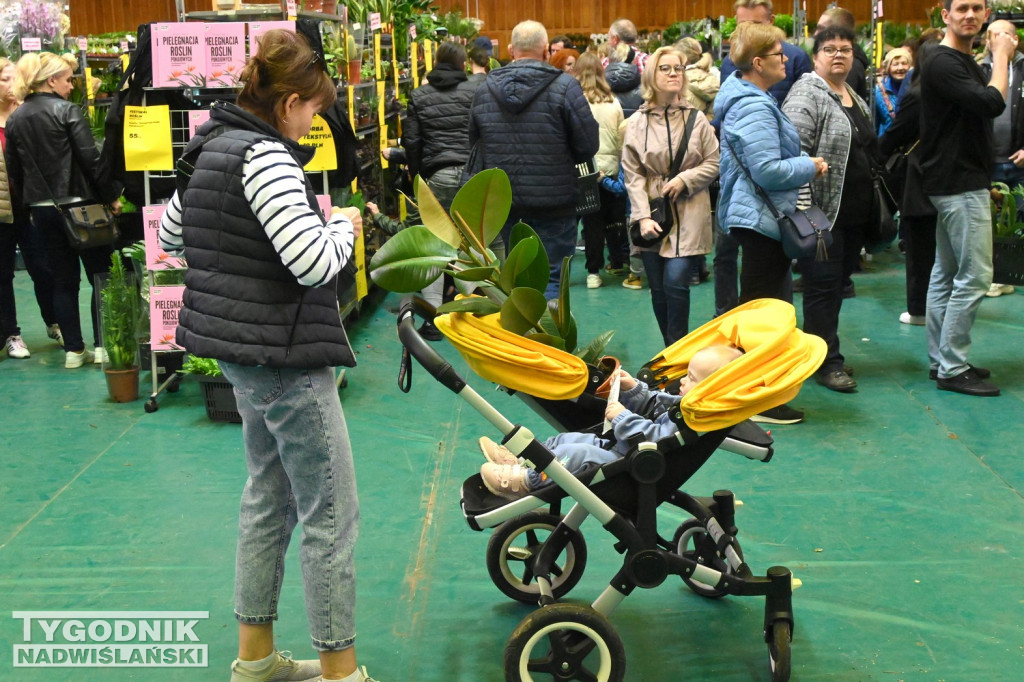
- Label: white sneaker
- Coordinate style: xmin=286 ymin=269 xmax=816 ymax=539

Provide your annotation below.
xmin=94 ymin=346 xmax=108 ymax=364
xmin=986 ymin=283 xmax=1015 ymax=297
xmin=46 ymin=324 xmax=63 ymax=346
xmin=65 ymin=349 xmax=95 ymax=369
xmin=5 ymin=335 xmax=30 ymax=358
xmin=229 ymin=650 xmax=321 ymax=682
xmin=586 ymin=273 xmax=602 ymax=289
xmin=480 ymin=462 xmax=532 ymax=500
xmin=899 ymin=312 xmax=925 ymax=326
xmin=478 ymin=436 xmax=518 ymax=466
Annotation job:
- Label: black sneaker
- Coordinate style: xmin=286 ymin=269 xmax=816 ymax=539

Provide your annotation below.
xmin=929 ymin=364 xmax=990 ymax=381
xmin=751 ymin=404 xmax=805 ymax=424
xmin=418 ymin=320 xmax=443 ymax=342
xmin=936 ymin=368 xmax=1000 ymax=397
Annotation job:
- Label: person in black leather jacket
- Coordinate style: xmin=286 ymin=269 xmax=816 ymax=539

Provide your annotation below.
xmin=605 ymin=61 xmax=644 ymax=118
xmin=6 ymin=52 xmax=122 ymax=368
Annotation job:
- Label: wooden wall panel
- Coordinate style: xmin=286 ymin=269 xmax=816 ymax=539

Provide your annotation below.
xmin=69 ymin=0 xmax=211 ymax=37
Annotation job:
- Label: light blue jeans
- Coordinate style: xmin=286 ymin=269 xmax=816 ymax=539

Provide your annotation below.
xmin=219 ymin=362 xmax=360 ymax=651
xmin=526 ymin=432 xmax=619 ymax=489
xmin=926 ymin=191 xmax=994 ymax=379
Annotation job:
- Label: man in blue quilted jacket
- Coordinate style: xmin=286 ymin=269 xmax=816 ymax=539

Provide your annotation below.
xmin=466 ymin=20 xmax=599 ymax=299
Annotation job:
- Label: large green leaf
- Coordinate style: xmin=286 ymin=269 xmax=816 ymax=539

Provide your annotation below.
xmin=453 ymin=265 xmax=497 ymax=281
xmin=507 ymin=222 xmax=549 ymax=292
xmin=524 ymin=331 xmax=566 ymax=350
xmin=499 ymin=287 xmax=547 ymax=335
xmin=436 ymin=297 xmax=501 ymax=315
xmin=575 ymin=329 xmax=616 ymax=365
xmin=415 ymin=175 xmax=461 ymax=247
xmin=369 ymin=225 xmax=457 ymax=292
xmin=499 ymin=235 xmax=542 ymax=293
xmin=555 ymin=255 xmax=573 ymax=335
xmin=451 ymin=169 xmax=511 ymax=251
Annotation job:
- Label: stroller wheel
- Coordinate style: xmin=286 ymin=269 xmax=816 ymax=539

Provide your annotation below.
xmin=768 ymin=619 xmax=792 ymax=682
xmin=504 ymin=603 xmax=625 ymax=682
xmin=673 ymin=519 xmax=743 ymax=599
xmin=486 ymin=512 xmax=588 ymax=604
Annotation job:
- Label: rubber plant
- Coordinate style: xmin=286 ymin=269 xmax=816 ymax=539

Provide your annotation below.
xmin=100 ymin=252 xmax=140 ymax=370
xmin=368 ymin=168 xmax=613 ymax=362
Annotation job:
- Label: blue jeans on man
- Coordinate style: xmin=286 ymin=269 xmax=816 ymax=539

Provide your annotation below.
xmin=926 ymin=191 xmax=993 ymax=379
xmin=501 ymin=212 xmax=578 ymax=299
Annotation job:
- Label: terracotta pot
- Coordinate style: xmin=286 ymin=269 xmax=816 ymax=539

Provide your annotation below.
xmin=106 ymin=367 xmax=140 ymax=403
xmin=593 ymin=356 xmax=621 ymax=398
xmin=347 ymin=59 xmax=361 ymax=85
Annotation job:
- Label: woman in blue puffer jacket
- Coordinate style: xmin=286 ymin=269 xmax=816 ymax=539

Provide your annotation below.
xmin=716 ymin=22 xmax=825 ymax=303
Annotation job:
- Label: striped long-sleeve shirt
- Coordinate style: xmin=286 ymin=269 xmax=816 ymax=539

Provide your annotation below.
xmin=159 ymin=139 xmax=355 ymax=288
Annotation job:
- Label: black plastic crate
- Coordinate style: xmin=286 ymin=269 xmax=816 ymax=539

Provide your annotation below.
xmin=198 ymin=375 xmax=242 ymax=423
xmin=575 ymin=159 xmax=601 ymax=216
xmin=993 ymin=237 xmax=1024 ymax=286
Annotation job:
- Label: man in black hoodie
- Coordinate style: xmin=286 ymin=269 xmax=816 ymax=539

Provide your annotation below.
xmin=467 ymin=20 xmax=599 ymax=298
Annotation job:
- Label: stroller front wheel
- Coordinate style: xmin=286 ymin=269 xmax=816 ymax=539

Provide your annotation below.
xmin=768 ymin=619 xmax=792 ymax=682
xmin=504 ymin=603 xmax=625 ymax=682
xmin=486 ymin=512 xmax=588 ymax=604
xmin=674 ymin=519 xmax=743 ymax=599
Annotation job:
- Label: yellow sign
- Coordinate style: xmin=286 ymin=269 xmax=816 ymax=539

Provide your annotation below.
xmin=424 ymin=40 xmax=433 ymax=74
xmin=298 ymin=114 xmax=338 ymax=171
xmin=380 ymin=123 xmax=388 ymax=170
xmin=374 ymin=33 xmax=382 ymax=80
xmin=376 ymin=80 xmax=386 ymax=127
xmin=124 ymin=105 xmax=173 ymax=171
xmin=412 ymin=42 xmax=419 ymax=88
xmin=354 ymin=230 xmax=367 ymax=299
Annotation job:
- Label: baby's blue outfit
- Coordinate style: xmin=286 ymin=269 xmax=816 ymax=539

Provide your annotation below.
xmin=525 ymin=381 xmax=683 ymax=489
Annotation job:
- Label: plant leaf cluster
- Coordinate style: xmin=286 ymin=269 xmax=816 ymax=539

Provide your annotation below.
xmin=100 ymin=252 xmax=140 ymax=370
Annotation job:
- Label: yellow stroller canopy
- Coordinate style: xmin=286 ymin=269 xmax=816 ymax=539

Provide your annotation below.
xmin=433 ymin=309 xmax=590 ymax=401
xmin=644 ymin=299 xmax=827 ymax=432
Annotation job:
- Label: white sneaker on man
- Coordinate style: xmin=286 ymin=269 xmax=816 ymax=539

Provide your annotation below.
xmin=94 ymin=347 xmax=108 ymax=364
xmin=986 ymin=283 xmax=1015 ymax=297
xmin=899 ymin=312 xmax=925 ymax=326
xmin=586 ymin=273 xmax=602 ymax=289
xmin=65 ymin=349 xmax=95 ymax=368
xmin=5 ymin=335 xmax=30 ymax=358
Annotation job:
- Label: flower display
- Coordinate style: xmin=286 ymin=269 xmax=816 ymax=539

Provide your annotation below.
xmin=0 ymin=0 xmax=70 ymax=55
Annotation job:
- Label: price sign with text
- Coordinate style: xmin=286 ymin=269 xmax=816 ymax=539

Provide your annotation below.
xmin=124 ymin=106 xmax=173 ymax=171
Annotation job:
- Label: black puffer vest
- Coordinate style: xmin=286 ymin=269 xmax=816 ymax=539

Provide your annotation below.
xmin=176 ymin=103 xmax=356 ymax=369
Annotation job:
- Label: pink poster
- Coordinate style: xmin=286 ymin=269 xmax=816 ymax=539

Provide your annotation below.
xmin=151 ymin=22 xmax=206 ymax=88
xmin=248 ymin=21 xmax=296 ymax=56
xmin=188 ymin=110 xmax=211 ymax=139
xmin=143 ymin=205 xmax=186 ymax=270
xmin=150 ymin=286 xmax=185 ymax=351
xmin=205 ymin=22 xmax=246 ymax=87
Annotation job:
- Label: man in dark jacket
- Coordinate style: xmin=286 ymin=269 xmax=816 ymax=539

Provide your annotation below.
xmin=605 ymin=61 xmax=643 ymax=118
xmin=467 ymin=19 xmax=599 ymax=298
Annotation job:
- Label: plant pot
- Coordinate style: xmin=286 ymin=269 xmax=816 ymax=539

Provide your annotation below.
xmin=198 ymin=374 xmax=242 ymax=423
xmin=593 ymin=356 xmax=621 ymax=398
xmin=993 ymin=237 xmax=1024 ymax=285
xmin=347 ymin=59 xmax=361 ymax=84
xmin=106 ymin=367 xmax=141 ymax=402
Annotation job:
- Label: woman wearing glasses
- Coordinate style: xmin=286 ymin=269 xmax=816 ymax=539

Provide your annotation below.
xmin=782 ymin=25 xmax=878 ymax=393
xmin=716 ymin=21 xmax=824 ymax=424
xmin=158 ymin=30 xmax=377 ymax=682
xmin=622 ymin=46 xmax=720 ymax=346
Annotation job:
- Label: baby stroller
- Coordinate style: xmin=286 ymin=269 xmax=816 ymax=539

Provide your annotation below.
xmin=395 ymin=297 xmax=826 ymax=681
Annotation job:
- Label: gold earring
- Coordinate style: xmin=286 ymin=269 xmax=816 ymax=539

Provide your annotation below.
xmin=283 ymin=118 xmax=289 ymax=123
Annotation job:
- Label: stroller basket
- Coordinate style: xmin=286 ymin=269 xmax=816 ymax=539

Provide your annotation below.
xmin=575 ymin=158 xmax=601 ymax=216
xmin=395 ymin=297 xmax=818 ymax=681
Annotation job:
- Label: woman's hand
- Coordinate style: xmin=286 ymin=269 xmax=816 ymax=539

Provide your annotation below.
xmin=810 ymin=156 xmax=829 ymax=178
xmin=639 ymin=217 xmax=663 ymax=240
xmin=662 ymin=176 xmax=686 ymax=201
xmin=333 ymin=206 xmax=363 ymax=239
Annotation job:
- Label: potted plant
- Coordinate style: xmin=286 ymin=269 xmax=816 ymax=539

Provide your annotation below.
xmin=182 ymin=355 xmax=242 ymax=423
xmin=99 ymin=252 xmax=141 ymax=402
xmin=368 ymin=169 xmax=613 ymax=361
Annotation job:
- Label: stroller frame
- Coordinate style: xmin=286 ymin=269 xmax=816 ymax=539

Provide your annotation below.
xmin=397 ymin=299 xmax=795 ymax=681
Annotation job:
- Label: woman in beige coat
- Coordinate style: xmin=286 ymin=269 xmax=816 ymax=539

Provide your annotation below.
xmin=622 ymin=46 xmax=720 ymax=345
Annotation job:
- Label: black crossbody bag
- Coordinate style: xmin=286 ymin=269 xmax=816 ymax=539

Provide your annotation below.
xmin=629 ymin=109 xmax=697 ymax=248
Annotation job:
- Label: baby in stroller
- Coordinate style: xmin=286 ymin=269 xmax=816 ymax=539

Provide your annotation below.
xmin=479 ymin=345 xmax=744 ymax=499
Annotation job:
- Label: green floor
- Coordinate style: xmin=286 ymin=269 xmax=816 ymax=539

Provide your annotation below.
xmin=2 ymin=249 xmax=1023 ymax=681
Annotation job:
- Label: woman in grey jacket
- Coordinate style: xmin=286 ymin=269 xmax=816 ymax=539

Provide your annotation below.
xmin=782 ymin=26 xmax=878 ymax=393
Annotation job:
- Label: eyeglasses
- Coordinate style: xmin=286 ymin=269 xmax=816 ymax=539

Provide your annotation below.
xmin=821 ymin=46 xmax=854 ymax=57
xmin=657 ymin=64 xmax=685 ymax=74
xmin=757 ymin=51 xmax=786 ymax=60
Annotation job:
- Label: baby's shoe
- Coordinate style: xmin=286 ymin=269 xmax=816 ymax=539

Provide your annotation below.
xmin=481 ymin=463 xmax=531 ymax=500
xmin=478 ymin=436 xmax=517 ymax=466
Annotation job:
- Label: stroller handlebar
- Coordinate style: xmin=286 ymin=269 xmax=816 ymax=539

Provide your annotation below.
xmin=397 ymin=296 xmax=467 ymax=394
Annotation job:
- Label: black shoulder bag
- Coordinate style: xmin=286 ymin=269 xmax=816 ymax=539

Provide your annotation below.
xmin=723 ymin=134 xmax=832 ymax=261
xmin=24 ymin=152 xmax=118 ymax=251
xmin=629 ymin=109 xmax=697 ymax=248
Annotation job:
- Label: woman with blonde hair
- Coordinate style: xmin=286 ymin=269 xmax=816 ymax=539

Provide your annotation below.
xmin=574 ymin=51 xmax=627 ymax=288
xmin=874 ymin=46 xmax=912 ymax=135
xmin=622 ymin=46 xmax=720 ymax=345
xmin=0 ymin=56 xmax=58 ymax=360
xmin=6 ymin=52 xmax=121 ymax=368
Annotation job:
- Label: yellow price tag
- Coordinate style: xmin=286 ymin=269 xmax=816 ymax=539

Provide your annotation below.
xmin=298 ymin=114 xmax=338 ymax=171
xmin=124 ymin=105 xmax=173 ymax=171
xmin=412 ymin=42 xmax=419 ymax=88
xmin=374 ymin=33 xmax=382 ymax=81
xmin=376 ymin=80 xmax=385 ymax=126
xmin=380 ymin=123 xmax=388 ymax=170
xmin=424 ymin=40 xmax=433 ymax=74
xmin=354 ymin=231 xmax=368 ymax=300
